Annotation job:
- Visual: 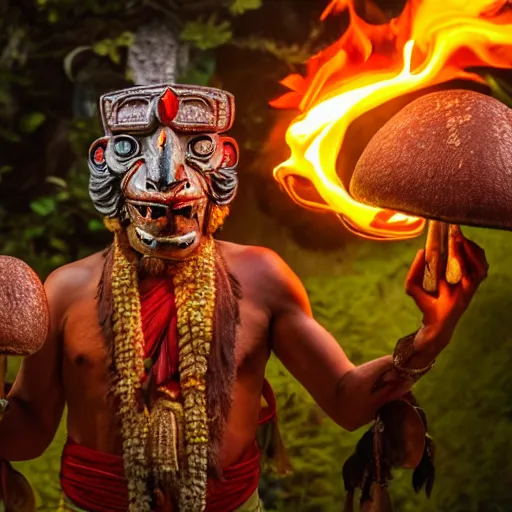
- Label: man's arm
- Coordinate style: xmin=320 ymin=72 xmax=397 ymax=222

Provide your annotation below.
xmin=0 ymin=268 xmax=67 ymax=460
xmin=268 ymin=237 xmax=488 ymax=431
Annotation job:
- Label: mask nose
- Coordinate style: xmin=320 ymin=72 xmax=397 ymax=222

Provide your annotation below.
xmin=144 ymin=129 xmax=189 ymax=192
xmin=145 ymin=164 xmax=189 ymax=193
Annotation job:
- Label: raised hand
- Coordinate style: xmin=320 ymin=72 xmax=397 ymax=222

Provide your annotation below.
xmin=404 ymin=231 xmax=488 ymax=354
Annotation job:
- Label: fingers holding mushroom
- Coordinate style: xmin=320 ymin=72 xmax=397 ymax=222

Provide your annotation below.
xmin=405 ymin=250 xmax=432 ymax=309
xmin=457 ymin=237 xmax=489 ymax=293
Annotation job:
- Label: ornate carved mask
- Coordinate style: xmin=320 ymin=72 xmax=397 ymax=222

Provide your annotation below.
xmin=88 ymin=84 xmax=239 ymax=260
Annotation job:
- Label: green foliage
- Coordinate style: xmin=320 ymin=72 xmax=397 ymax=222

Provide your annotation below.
xmin=261 ymin=228 xmax=512 ymax=511
xmin=92 ymin=31 xmax=135 ymax=65
xmin=181 ymin=16 xmax=233 ymax=50
xmin=20 ymin=112 xmax=46 ymax=134
xmin=229 ymin=0 xmax=263 ymax=16
xmin=484 ymin=73 xmax=512 ymax=107
xmin=0 ymin=116 xmax=108 ymax=276
xmin=233 ymin=24 xmax=324 ymax=65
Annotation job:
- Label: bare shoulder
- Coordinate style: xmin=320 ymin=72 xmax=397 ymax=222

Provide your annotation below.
xmin=44 ymin=250 xmax=106 ymax=311
xmin=218 ymin=240 xmax=290 ymax=278
xmin=217 ymin=241 xmax=311 ymax=314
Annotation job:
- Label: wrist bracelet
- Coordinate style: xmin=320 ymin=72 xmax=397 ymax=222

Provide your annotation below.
xmin=392 ymin=330 xmax=435 ymax=381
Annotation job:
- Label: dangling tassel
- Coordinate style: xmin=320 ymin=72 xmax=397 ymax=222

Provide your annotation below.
xmin=149 ymin=392 xmax=185 ymax=493
xmin=256 ymin=418 xmax=292 ymax=475
xmin=412 ymin=431 xmax=435 ymax=497
xmin=256 ymin=380 xmax=291 ymax=475
xmin=342 ymin=395 xmax=432 ymax=511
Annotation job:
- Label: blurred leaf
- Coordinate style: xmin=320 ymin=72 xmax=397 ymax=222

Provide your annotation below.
xmin=0 ymin=87 xmax=12 ymax=106
xmin=49 ymin=254 xmax=66 ymax=267
xmin=108 ymin=46 xmax=121 ymax=65
xmin=29 ymin=197 xmax=56 ymax=216
xmin=56 ymin=190 xmax=70 ymax=201
xmin=23 ymin=226 xmax=45 ymax=239
xmin=0 ymin=166 xmax=13 ymax=184
xmin=0 ymin=127 xmax=21 ymax=143
xmin=484 ymin=74 xmax=512 ymax=107
xmin=88 ymin=218 xmax=105 ymax=232
xmin=46 ymin=176 xmax=68 ymax=188
xmin=92 ymin=40 xmax=110 ymax=57
xmin=50 ymin=237 xmax=68 ymax=251
xmin=229 ymin=0 xmax=262 ymax=15
xmin=20 ymin=112 xmax=45 ymax=133
xmin=233 ymin=36 xmax=313 ymax=65
xmin=92 ymin=31 xmax=133 ymax=64
xmin=115 ymin=31 xmax=134 ymax=47
xmin=181 ymin=16 xmax=232 ymax=50
xmin=47 ymin=9 xmax=58 ymax=23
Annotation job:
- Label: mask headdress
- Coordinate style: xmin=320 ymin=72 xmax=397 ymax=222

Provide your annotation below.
xmin=90 ymin=24 xmax=240 ymax=512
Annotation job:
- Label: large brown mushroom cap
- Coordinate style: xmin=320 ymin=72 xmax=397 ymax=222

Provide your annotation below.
xmin=0 ymin=256 xmax=49 ymax=356
xmin=349 ymin=89 xmax=512 ymax=229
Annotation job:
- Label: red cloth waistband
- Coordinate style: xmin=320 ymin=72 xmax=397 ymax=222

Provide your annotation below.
xmin=60 ymin=382 xmax=276 ymax=512
xmin=60 ymin=439 xmax=260 ymax=512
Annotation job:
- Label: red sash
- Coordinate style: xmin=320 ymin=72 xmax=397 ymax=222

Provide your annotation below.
xmin=60 ymin=382 xmax=276 ymax=511
xmin=60 ymin=436 xmax=262 ymax=512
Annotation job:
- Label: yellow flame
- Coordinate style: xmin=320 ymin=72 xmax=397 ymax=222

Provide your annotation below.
xmin=272 ymin=0 xmax=512 ymax=240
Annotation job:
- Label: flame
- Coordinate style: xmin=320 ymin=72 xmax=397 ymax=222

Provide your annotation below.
xmin=271 ymin=0 xmax=512 ymax=240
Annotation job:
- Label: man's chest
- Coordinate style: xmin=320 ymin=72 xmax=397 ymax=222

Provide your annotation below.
xmin=234 ymin=295 xmax=271 ymax=370
xmin=62 ymin=292 xmax=271 ymax=377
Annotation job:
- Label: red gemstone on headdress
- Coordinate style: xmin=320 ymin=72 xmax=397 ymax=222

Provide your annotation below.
xmin=158 ymin=88 xmax=179 ymax=126
xmin=222 ymin=144 xmax=237 ymax=167
xmin=93 ymin=146 xmax=105 ymax=165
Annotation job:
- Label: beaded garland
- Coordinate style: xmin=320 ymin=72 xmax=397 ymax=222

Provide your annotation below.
xmin=104 ymin=205 xmax=229 ymax=511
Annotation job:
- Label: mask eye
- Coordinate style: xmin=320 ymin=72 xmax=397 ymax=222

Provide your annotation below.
xmin=113 ymin=136 xmax=138 ymax=159
xmin=189 ymin=136 xmax=216 ymax=159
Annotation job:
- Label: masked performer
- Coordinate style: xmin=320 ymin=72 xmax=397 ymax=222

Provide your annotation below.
xmin=0 ymin=82 xmax=488 ymax=512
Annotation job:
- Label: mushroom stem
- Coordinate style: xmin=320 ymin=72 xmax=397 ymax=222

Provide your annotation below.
xmin=423 ymin=221 xmax=463 ymax=293
xmin=446 ymin=225 xmax=463 ymax=285
xmin=423 ymin=221 xmax=447 ymax=293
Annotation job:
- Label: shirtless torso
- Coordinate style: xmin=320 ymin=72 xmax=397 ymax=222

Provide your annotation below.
xmin=0 ymin=240 xmax=360 ymax=468
xmin=0 ymin=235 xmax=485 ymax=470
xmin=60 ymin=241 xmax=288 ymax=468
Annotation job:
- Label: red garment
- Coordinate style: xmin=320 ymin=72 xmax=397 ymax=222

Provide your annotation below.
xmin=60 ymin=383 xmax=276 ymax=511
xmin=60 ymin=437 xmax=262 ymax=512
xmin=139 ymin=276 xmax=178 ymax=388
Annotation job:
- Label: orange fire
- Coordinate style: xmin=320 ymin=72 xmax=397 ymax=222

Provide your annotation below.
xmin=271 ymin=0 xmax=512 ymax=240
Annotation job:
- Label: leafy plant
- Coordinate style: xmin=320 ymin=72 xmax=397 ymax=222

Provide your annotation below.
xmin=181 ymin=15 xmax=233 ymax=50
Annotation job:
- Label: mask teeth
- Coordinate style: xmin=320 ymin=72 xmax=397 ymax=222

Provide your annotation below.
xmin=133 ymin=203 xmax=167 ymax=220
